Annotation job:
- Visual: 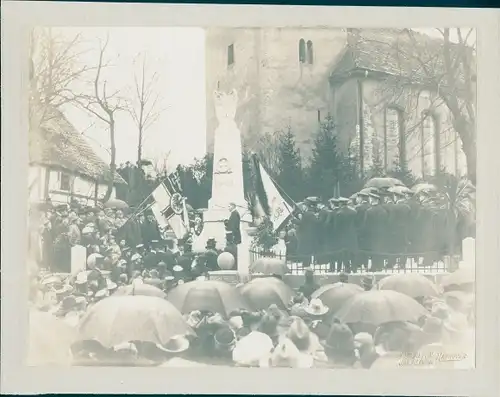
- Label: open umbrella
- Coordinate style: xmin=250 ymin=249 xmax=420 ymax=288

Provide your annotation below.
xmin=335 ymin=290 xmax=428 ymax=326
xmin=78 ymin=295 xmax=194 ymax=348
xmin=239 ymin=277 xmax=295 ymax=311
xmin=104 ymin=199 xmax=129 ymax=210
xmin=377 ymin=273 xmax=441 ymax=298
xmin=113 ymin=283 xmax=167 ymax=299
xmin=167 ymin=280 xmax=250 ymax=318
xmin=250 ymin=258 xmax=289 ymax=276
xmin=311 ymin=282 xmax=364 ymax=314
xmin=364 ymin=177 xmax=404 ymax=189
xmin=388 ymin=185 xmax=413 ymax=195
xmin=441 ymin=267 xmax=475 ymax=289
xmin=28 ymin=310 xmax=76 ymax=366
xmin=412 ymin=183 xmax=437 ymax=194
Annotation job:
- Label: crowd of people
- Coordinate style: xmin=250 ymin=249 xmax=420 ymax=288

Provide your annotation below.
xmin=28 ymin=199 xmax=240 ymax=286
xmin=281 ymin=184 xmax=475 ymax=273
xmin=29 ymin=265 xmax=475 ymax=368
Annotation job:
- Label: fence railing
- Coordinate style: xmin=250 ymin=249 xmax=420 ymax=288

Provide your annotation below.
xmin=249 ymin=248 xmax=456 ymax=275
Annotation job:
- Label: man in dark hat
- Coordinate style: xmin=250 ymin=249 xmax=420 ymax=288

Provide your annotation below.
xmin=334 ymin=197 xmax=358 ymax=273
xmin=364 ymin=193 xmax=388 ymax=271
xmin=155 ymin=239 xmax=177 ymax=272
xmin=204 ymin=238 xmax=219 ymax=271
xmin=143 ymin=241 xmax=159 ymax=270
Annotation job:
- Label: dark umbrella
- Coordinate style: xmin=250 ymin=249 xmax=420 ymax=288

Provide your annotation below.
xmin=104 ymin=199 xmax=129 ymax=210
xmin=335 ymin=290 xmax=428 ymax=326
xmin=113 ymin=283 xmax=167 ymax=299
xmin=78 ymin=295 xmax=194 ymax=348
xmin=377 ymin=273 xmax=441 ymax=298
xmin=239 ymin=277 xmax=295 ymax=311
xmin=166 ymin=280 xmax=250 ymax=318
xmin=311 ymin=282 xmax=364 ymax=314
xmin=364 ymin=177 xmax=404 ymax=189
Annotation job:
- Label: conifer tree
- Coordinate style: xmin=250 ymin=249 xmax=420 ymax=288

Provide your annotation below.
xmin=276 ymin=126 xmax=304 ymax=201
xmin=307 ymin=116 xmax=344 ymax=200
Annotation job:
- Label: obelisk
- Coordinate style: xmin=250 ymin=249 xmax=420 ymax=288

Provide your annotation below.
xmin=193 ymin=89 xmax=252 ymax=254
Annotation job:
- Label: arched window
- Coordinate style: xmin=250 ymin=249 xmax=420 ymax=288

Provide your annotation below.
xmin=306 ymin=40 xmax=314 ymax=64
xmin=421 ymin=111 xmax=440 ymax=177
xmin=299 ymin=39 xmax=306 ymax=63
xmin=385 ymin=107 xmax=405 ymax=171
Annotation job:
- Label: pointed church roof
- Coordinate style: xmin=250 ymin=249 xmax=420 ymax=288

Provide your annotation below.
xmin=330 ymin=28 xmax=472 ymax=89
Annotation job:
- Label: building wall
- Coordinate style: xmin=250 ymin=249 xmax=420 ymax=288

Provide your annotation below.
xmin=28 ymin=165 xmax=117 ymax=206
xmin=205 ymin=27 xmax=347 ymax=159
xmin=332 ymin=76 xmax=468 ymax=178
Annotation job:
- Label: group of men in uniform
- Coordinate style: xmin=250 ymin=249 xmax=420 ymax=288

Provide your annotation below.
xmin=290 ymin=188 xmax=448 ymax=273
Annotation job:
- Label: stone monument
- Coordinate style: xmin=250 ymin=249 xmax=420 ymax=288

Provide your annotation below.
xmin=193 ymin=90 xmax=252 ymax=278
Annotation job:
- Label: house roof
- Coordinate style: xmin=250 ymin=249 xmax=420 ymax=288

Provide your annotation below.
xmin=29 ymin=107 xmax=127 ymax=185
xmin=330 ymin=29 xmax=473 ymax=88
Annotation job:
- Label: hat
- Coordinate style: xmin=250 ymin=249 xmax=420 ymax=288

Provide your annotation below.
xmin=173 ymin=265 xmax=183 ymax=272
xmin=74 ymin=296 xmax=87 ymax=309
xmin=82 ymin=227 xmax=93 ymax=234
xmin=214 ymin=326 xmax=237 ymax=349
xmin=257 ymin=313 xmax=280 ymax=337
xmin=157 ymin=261 xmax=167 ymax=267
xmin=232 ymin=331 xmax=274 ymax=367
xmin=157 ymin=335 xmax=190 ymax=353
xmin=324 ymin=318 xmax=354 ymax=351
xmin=270 ymin=338 xmax=313 ymax=368
xmin=369 ymin=193 xmax=381 ymax=200
xmin=228 ymin=316 xmax=244 ymax=330
xmin=354 ymin=332 xmax=374 ymax=348
xmin=119 ymin=273 xmax=129 ymax=283
xmin=117 ymin=259 xmax=128 ymax=267
xmin=131 ymin=253 xmax=142 ymax=262
xmin=54 ymin=284 xmax=74 ymax=298
xmin=305 ymin=298 xmax=329 ymax=316
xmin=338 ymin=197 xmax=349 ymax=203
xmin=135 ymin=244 xmax=144 ymax=250
xmin=106 ymin=279 xmax=118 ymax=291
xmin=287 ymin=317 xmax=312 ymax=351
xmin=95 ymin=288 xmax=109 ymax=300
xmin=329 ymin=198 xmax=339 ymax=204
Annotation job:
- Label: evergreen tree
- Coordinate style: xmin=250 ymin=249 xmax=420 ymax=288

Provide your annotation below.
xmin=307 ymin=116 xmax=344 ymax=200
xmin=340 ymin=146 xmax=364 ymax=197
xmin=276 ymin=126 xmax=304 ymax=201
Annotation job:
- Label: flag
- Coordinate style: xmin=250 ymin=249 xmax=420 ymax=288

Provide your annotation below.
xmin=252 ymin=156 xmax=293 ymax=232
xmin=150 ymin=182 xmax=189 ymax=239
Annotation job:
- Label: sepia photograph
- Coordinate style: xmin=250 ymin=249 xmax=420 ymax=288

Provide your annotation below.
xmin=2 ymin=2 xmax=499 ymax=395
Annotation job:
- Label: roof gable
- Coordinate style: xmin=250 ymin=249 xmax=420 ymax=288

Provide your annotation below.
xmin=29 ymin=107 xmax=127 ymax=185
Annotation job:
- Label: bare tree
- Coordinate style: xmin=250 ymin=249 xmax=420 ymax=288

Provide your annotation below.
xmin=70 ymin=34 xmax=126 ymax=203
xmin=356 ymin=28 xmax=476 ymax=184
xmin=255 ymin=130 xmax=284 ymax=177
xmin=29 ymin=28 xmax=94 ymax=130
xmin=127 ymin=53 xmax=165 ymax=164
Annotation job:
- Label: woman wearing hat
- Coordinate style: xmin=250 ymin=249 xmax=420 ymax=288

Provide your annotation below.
xmin=321 ymin=318 xmax=359 ymax=368
xmin=304 ymin=298 xmax=330 ymax=341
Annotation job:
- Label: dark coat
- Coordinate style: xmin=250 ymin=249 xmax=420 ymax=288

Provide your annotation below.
xmin=143 ymin=251 xmax=158 ymax=270
xmin=227 ymin=210 xmax=242 ymax=244
xmin=392 ymin=201 xmax=412 ymax=250
xmin=335 ymin=206 xmax=358 ymax=250
xmin=364 ymin=204 xmax=388 ymax=251
xmin=355 ymin=203 xmax=370 ymax=248
xmin=141 ymin=219 xmax=161 ymax=246
xmin=155 ymin=249 xmax=178 ymax=271
xmin=297 ymin=210 xmax=318 ymax=256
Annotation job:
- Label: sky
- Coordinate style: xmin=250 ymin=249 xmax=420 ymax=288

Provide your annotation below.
xmin=51 ymin=27 xmax=474 ymax=173
xmin=55 ymin=27 xmax=206 ymax=172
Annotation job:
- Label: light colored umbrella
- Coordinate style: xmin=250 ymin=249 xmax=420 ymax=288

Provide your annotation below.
xmin=28 ymin=310 xmax=76 ymax=366
xmin=441 ymin=267 xmax=475 ymax=288
xmin=77 ymin=295 xmax=194 ymax=348
xmin=335 ymin=290 xmax=428 ymax=326
xmin=250 ymin=258 xmax=289 ymax=276
xmin=167 ymin=280 xmax=250 ymax=318
xmin=104 ymin=199 xmax=129 ymax=209
xmin=311 ymin=282 xmax=364 ymax=314
xmin=377 ymin=273 xmax=441 ymax=298
xmin=412 ymin=183 xmax=437 ymax=194
xmin=113 ymin=283 xmax=166 ymax=299
xmin=388 ymin=185 xmax=413 ymax=195
xmin=239 ymin=277 xmax=295 ymax=311
xmin=364 ymin=177 xmax=404 ymax=189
